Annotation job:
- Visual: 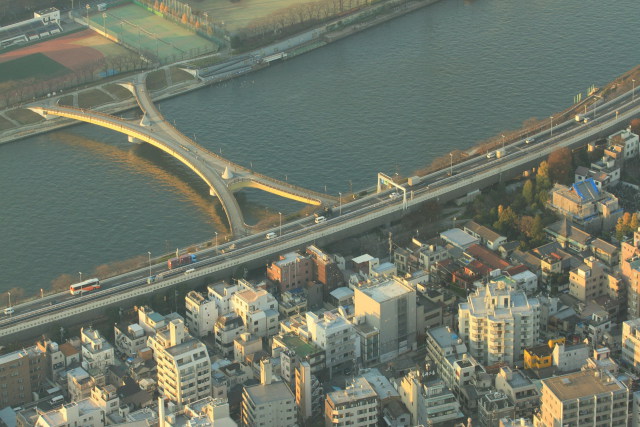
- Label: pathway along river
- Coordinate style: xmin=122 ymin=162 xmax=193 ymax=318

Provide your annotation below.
xmin=1 ymin=0 xmax=639 ymax=296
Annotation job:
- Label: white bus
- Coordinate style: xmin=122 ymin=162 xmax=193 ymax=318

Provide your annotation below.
xmin=69 ymin=278 xmax=100 ymax=295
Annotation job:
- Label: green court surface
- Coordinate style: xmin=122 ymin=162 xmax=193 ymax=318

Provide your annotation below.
xmin=0 ymin=53 xmax=70 ymax=84
xmin=90 ymin=3 xmax=216 ymax=62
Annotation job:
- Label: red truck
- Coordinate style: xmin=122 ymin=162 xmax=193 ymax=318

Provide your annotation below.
xmin=168 ymin=254 xmax=197 ymax=269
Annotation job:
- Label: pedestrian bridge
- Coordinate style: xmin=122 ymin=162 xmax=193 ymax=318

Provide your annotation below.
xmin=29 ymin=74 xmax=336 ymax=237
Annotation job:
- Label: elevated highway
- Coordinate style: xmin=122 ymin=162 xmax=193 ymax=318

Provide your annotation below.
xmin=7 ymin=87 xmax=640 ymax=342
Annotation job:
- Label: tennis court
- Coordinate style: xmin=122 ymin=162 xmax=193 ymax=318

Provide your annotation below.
xmin=90 ymin=3 xmax=217 ymax=62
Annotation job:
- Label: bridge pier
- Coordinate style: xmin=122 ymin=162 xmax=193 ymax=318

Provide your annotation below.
xmin=128 ymin=135 xmax=142 ymax=144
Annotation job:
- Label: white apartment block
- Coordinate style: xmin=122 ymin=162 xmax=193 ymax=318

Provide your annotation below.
xmin=208 ymin=281 xmax=243 ymax=315
xmin=622 ymin=318 xmax=640 ymax=374
xmin=458 ymin=281 xmax=540 ymax=366
xmin=137 ymin=306 xmax=184 ymax=335
xmin=231 ymin=286 xmax=279 ymax=338
xmin=325 ymin=377 xmax=378 ymax=427
xmin=80 ymin=328 xmax=115 ymax=373
xmin=354 ymin=277 xmax=417 ymax=362
xmin=185 ymin=290 xmax=219 ymax=337
xmin=306 ymin=311 xmax=357 ymax=377
xmin=35 ymin=399 xmax=104 ymax=427
xmin=607 ymin=128 xmax=639 ymax=160
xmin=148 ymin=318 xmax=189 ymax=361
xmin=157 ymin=338 xmax=212 ymax=405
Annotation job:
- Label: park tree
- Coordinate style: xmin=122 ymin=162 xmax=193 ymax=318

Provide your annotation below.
xmin=547 ymin=147 xmax=573 ymax=185
xmin=182 ymin=13 xmax=188 ymax=24
xmin=537 ymin=160 xmax=551 ymax=190
xmin=522 ymin=180 xmax=535 ymax=205
xmin=630 ymin=118 xmax=640 ymax=135
xmin=51 ymin=273 xmax=75 ymax=292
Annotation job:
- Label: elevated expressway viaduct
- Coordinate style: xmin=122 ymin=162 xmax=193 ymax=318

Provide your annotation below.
xmin=5 ymin=88 xmax=639 ymax=343
xmin=29 ymin=74 xmax=335 ymax=237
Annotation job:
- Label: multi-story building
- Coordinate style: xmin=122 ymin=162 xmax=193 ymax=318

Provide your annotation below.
xmin=0 ymin=346 xmax=47 ymax=408
xmin=306 ymin=311 xmax=356 ymax=377
xmin=535 ymin=369 xmax=628 ymax=427
xmin=208 ymin=280 xmax=242 ymax=315
xmin=396 ymin=369 xmax=464 ymax=427
xmin=231 ymin=285 xmax=279 ymax=338
xmin=354 ymin=277 xmax=417 ymax=362
xmin=280 ymin=289 xmax=308 ymax=318
xmin=241 ymin=359 xmax=297 ymax=427
xmin=81 ymin=328 xmax=115 ymax=373
xmin=67 ymin=367 xmax=95 ymax=402
xmin=267 ymin=252 xmax=313 ymax=292
xmin=494 ymin=367 xmax=539 ymax=419
xmin=458 ymin=280 xmax=540 ymax=366
xmin=157 ymin=338 xmax=211 ymax=405
xmin=479 ymin=392 xmax=515 ymax=427
xmin=622 ymin=318 xmax=640 ymax=373
xmin=295 ymin=361 xmax=324 ymax=423
xmin=622 ymin=229 xmax=640 ymax=317
xmin=272 ymin=333 xmax=326 ymax=381
xmin=306 ymin=245 xmax=343 ymax=294
xmin=325 ymin=377 xmax=378 ymax=427
xmin=34 ymin=399 xmax=105 ymax=427
xmin=215 ymin=313 xmax=245 ymax=357
xmin=569 ymin=256 xmax=612 ymax=302
xmin=137 ymin=305 xmax=183 ymax=335
xmin=547 ymin=178 xmax=623 ymax=233
xmin=185 ymin=290 xmax=218 ymax=337
xmin=425 ymin=326 xmax=468 ymax=390
xmin=113 ymin=323 xmax=147 ymax=357
xmin=605 ymin=128 xmax=639 ymax=161
xmin=234 ymin=333 xmax=263 ymax=363
xmin=147 ymin=318 xmax=189 ymax=361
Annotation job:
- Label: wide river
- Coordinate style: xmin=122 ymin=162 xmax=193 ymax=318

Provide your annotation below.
xmin=1 ymin=0 xmax=639 ymax=296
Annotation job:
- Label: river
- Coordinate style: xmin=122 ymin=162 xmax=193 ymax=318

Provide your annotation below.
xmin=1 ymin=0 xmax=638 ymax=296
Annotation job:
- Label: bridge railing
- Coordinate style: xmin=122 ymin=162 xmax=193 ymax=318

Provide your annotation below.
xmin=230 ymin=177 xmax=324 ymax=204
xmin=132 ymin=81 xmax=335 ymax=204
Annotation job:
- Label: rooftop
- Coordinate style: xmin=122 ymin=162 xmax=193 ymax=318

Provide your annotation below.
xmin=357 ymin=277 xmax=413 ymax=302
xmin=244 ymin=381 xmax=294 ymax=406
xmin=277 ymin=334 xmax=323 ymax=358
xmin=327 ymin=377 xmax=377 ymax=405
xmin=330 ymin=287 xmax=354 ymax=300
xmin=544 ymin=369 xmax=625 ymax=401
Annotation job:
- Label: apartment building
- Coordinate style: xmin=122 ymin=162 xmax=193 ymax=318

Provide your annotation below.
xmin=306 ymin=311 xmax=356 ymax=377
xmin=267 ymin=252 xmax=313 ymax=292
xmin=354 ymin=277 xmax=417 ymax=362
xmin=306 ymin=245 xmax=343 ymax=294
xmin=185 ymin=290 xmax=218 ymax=337
xmin=81 ymin=328 xmax=115 ymax=373
xmin=396 ymin=369 xmax=464 ymax=427
xmin=494 ymin=367 xmax=539 ymax=419
xmin=622 ymin=229 xmax=640 ymax=317
xmin=114 ymin=323 xmax=147 ymax=357
xmin=622 ymin=318 xmax=640 ymax=373
xmin=568 ymin=256 xmax=621 ymax=303
xmin=325 ymin=377 xmax=378 ymax=427
xmin=231 ymin=286 xmax=279 ymax=338
xmin=241 ymin=359 xmax=297 ymax=427
xmin=0 ymin=346 xmax=47 ymax=408
xmin=535 ymin=369 xmax=628 ymax=427
xmin=458 ymin=281 xmax=540 ymax=366
xmin=157 ymin=338 xmax=212 ymax=405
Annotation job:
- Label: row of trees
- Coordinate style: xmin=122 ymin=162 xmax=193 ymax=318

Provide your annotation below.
xmin=0 ymin=53 xmax=149 ymax=109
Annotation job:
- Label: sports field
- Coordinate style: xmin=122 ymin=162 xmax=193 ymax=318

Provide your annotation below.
xmin=91 ymin=4 xmax=217 ymax=62
xmin=181 ymin=0 xmax=308 ymax=30
xmin=0 ymin=53 xmax=69 ymax=84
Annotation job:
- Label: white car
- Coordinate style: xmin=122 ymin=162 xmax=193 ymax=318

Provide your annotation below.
xmin=486 ymin=151 xmax=496 ymax=159
xmin=389 ymin=192 xmax=400 ymax=199
xmin=525 ymin=137 xmax=535 ymax=144
xmin=3 ymin=307 xmax=14 ymax=315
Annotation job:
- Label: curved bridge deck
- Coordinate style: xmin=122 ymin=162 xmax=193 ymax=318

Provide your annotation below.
xmin=29 ymin=73 xmax=336 ymax=236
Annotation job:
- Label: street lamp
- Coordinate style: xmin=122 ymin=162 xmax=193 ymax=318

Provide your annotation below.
xmin=7 ymin=292 xmax=11 ymax=310
xmin=102 ymin=12 xmax=107 ymax=35
xmin=79 ymin=272 xmax=82 ymax=282
xmin=550 ymin=116 xmax=554 ymax=137
xmin=148 ymin=251 xmax=152 ymax=278
xmin=85 ymin=4 xmax=90 ymax=24
xmin=278 ymin=212 xmax=282 ymax=236
xmin=501 ymin=134 xmax=505 ymax=150
xmin=339 ymin=192 xmax=342 ymax=216
xmin=633 ymin=79 xmax=636 ymax=101
xmin=41 ymin=289 xmax=44 ymax=299
xmin=449 ymin=153 xmax=453 ymax=177
xmin=215 ymin=232 xmax=218 ymax=255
